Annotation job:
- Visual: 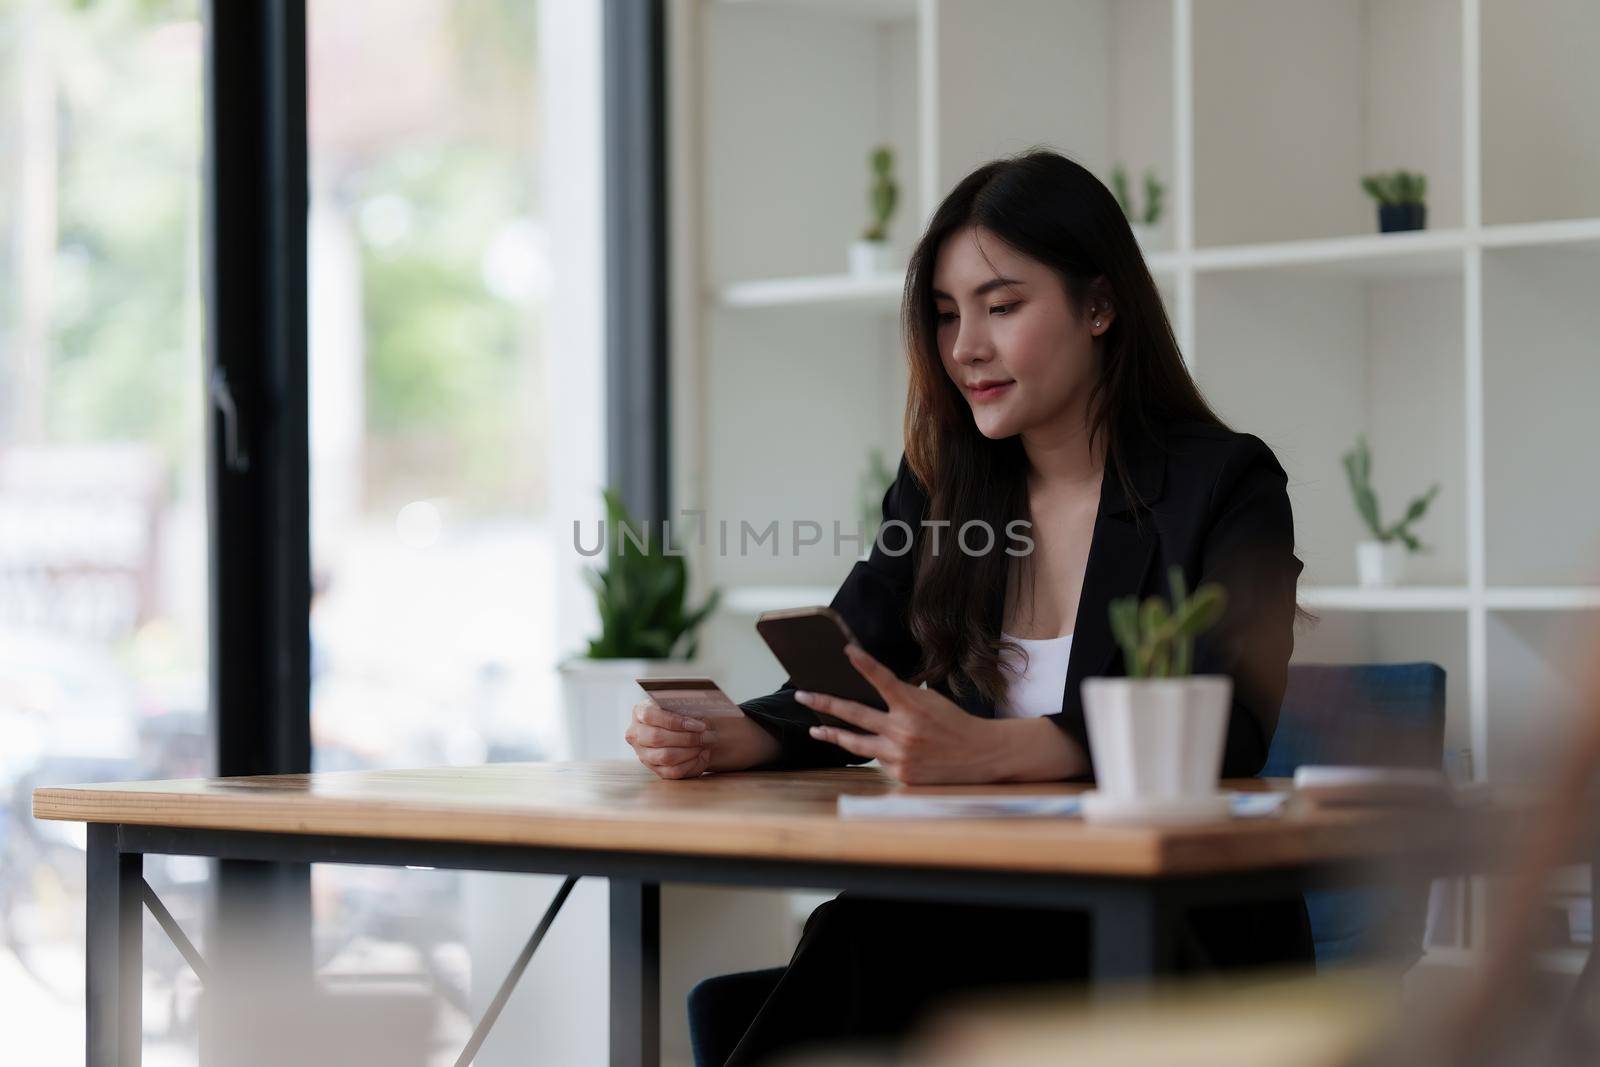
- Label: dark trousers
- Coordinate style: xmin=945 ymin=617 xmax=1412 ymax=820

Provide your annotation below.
xmin=722 ymin=890 xmax=1316 ymax=1066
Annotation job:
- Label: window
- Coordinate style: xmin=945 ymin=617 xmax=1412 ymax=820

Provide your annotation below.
xmin=0 ymin=0 xmax=209 ymax=1059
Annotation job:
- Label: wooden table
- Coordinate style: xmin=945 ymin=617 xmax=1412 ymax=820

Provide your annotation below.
xmin=32 ymin=761 xmax=1507 ymax=1067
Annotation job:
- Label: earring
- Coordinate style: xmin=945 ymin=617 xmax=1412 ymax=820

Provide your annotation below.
xmin=1093 ymin=319 xmax=1102 ymax=328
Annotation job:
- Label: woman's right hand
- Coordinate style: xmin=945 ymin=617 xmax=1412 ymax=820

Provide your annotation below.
xmin=626 ymin=698 xmax=717 ymax=779
xmin=626 ymin=699 xmax=783 ymax=778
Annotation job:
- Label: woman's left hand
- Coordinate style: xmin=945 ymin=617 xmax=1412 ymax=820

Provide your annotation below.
xmin=796 ymin=643 xmax=1008 ymax=784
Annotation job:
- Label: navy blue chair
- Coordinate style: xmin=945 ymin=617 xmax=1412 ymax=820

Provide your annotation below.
xmin=688 ymin=965 xmax=787 ymax=1067
xmin=687 ymin=662 xmax=1447 ymax=1063
xmin=1262 ymin=662 xmax=1447 ymax=968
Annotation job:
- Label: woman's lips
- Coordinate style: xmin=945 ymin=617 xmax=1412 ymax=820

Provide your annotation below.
xmin=967 ymin=381 xmax=1013 ymax=402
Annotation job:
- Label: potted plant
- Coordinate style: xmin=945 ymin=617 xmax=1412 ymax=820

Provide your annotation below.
xmin=1341 ymin=436 xmax=1439 ymax=587
xmin=848 ymin=145 xmax=899 ymax=277
xmin=511 ymin=493 xmax=783 ymax=1067
xmin=1360 ymin=170 xmax=1428 ymax=232
xmin=557 ymin=486 xmax=721 ymax=759
xmin=1111 ymin=163 xmax=1165 ymax=253
xmin=1080 ymin=567 xmax=1231 ymax=824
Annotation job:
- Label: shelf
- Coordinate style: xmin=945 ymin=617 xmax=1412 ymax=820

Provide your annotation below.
xmin=1485 ymin=588 xmax=1600 ymax=612
xmin=1422 ymin=946 xmax=1592 ymax=977
xmin=1189 ymin=229 xmax=1465 ymax=279
xmin=722 ymin=584 xmax=838 ymax=615
xmin=1480 ymin=217 xmax=1600 ymax=252
xmin=715 ymin=272 xmax=903 ymax=310
xmin=1142 ymin=250 xmax=1182 ymax=277
xmin=1483 ymin=243 xmax=1600 ymax=586
xmin=930 ymin=0 xmax=1173 ymax=247
xmin=1194 ymin=263 xmax=1466 ymax=588
xmin=1187 ymin=220 xmax=1600 ymax=273
xmin=716 ymin=0 xmax=917 ymax=21
xmin=1299 ymin=586 xmax=1470 ymax=612
xmin=717 ymin=252 xmax=1181 ymax=311
xmin=713 ymin=222 xmax=1600 ymax=312
xmin=681 ymin=0 xmax=1600 ymax=809
xmin=701 ymin=3 xmax=920 ymax=287
xmin=1193 ymin=0 xmax=1463 ymax=247
xmin=1538 ymin=947 xmax=1595 ymax=976
xmin=722 ymin=584 xmax=1583 ymax=618
xmin=1485 ymin=612 xmax=1594 ymax=783
xmin=1301 ymin=587 xmax=1600 ymax=612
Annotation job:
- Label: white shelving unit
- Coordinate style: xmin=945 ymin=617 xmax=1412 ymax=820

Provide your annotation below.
xmin=671 ymin=0 xmax=1600 ymax=798
xmin=667 ymin=15 xmax=1599 ymax=994
xmin=716 ymin=271 xmax=904 ymax=309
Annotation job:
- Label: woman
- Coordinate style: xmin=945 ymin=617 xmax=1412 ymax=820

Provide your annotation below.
xmin=626 ymin=149 xmax=1314 ymax=1065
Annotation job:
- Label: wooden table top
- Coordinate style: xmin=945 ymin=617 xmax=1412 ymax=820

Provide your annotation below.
xmin=32 ymin=760 xmax=1494 ymax=878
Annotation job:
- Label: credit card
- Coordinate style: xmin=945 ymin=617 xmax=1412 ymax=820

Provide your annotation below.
xmin=635 ymin=677 xmax=744 ymax=718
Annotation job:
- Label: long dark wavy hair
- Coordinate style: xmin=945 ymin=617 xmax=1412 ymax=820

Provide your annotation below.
xmin=899 ymin=148 xmax=1227 ymax=704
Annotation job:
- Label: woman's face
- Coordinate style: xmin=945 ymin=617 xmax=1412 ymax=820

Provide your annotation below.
xmin=930 ymin=224 xmax=1111 ymax=440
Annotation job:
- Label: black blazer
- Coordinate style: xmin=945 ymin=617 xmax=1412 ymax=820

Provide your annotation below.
xmin=739 ymin=422 xmax=1304 ymax=780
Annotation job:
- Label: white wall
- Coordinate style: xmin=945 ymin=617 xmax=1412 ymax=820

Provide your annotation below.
xmin=1481 ymin=0 xmax=1600 ymax=225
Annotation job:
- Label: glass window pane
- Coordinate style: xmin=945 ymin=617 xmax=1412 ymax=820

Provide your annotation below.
xmin=306 ymin=2 xmax=578 ymax=1058
xmin=0 ymin=0 xmax=208 ymax=1060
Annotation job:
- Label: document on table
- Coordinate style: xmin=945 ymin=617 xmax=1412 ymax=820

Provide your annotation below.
xmin=835 ymin=792 xmax=1289 ymax=819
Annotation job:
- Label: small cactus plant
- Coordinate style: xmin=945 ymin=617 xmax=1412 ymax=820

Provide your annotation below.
xmin=1341 ymin=436 xmax=1439 ymax=552
xmin=1360 ymin=170 xmax=1428 ymax=207
xmin=1108 ymin=566 xmax=1227 ymax=679
xmin=1110 ymin=163 xmax=1165 ymax=225
xmin=1361 ymin=170 xmax=1428 ymax=232
xmin=862 ymin=145 xmax=898 ymax=242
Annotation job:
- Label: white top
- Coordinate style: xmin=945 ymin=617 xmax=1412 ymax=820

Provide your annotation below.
xmin=994 ymin=630 xmax=1073 ymax=719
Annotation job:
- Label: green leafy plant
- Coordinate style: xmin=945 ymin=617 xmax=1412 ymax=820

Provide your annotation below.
xmin=861 ymin=145 xmax=899 ymax=242
xmin=581 ymin=487 xmax=720 ymax=659
xmin=1360 ymin=170 xmax=1428 ymax=207
xmin=857 ymin=447 xmax=896 ymax=544
xmin=1109 ymin=566 xmax=1227 ymax=679
xmin=1110 ymin=163 xmax=1165 ymax=225
xmin=1341 ymin=436 xmax=1439 ymax=552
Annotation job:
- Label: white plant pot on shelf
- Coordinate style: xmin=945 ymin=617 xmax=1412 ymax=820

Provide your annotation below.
xmin=1356 ymin=540 xmax=1407 ymax=587
xmin=848 ymin=238 xmax=891 ymax=277
xmin=1080 ymin=675 xmax=1233 ymax=825
xmin=557 ymin=654 xmax=705 ymax=760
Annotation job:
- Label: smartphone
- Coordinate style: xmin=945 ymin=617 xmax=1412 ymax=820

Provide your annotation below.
xmin=635 ymin=677 xmax=745 ymax=720
xmin=755 ymin=606 xmax=887 ymax=733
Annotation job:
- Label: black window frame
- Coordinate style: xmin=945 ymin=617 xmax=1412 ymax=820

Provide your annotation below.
xmin=197 ymin=0 xmax=671 ymax=978
xmin=201 ymin=0 xmax=313 ymax=974
xmin=604 ymin=0 xmax=672 ymax=526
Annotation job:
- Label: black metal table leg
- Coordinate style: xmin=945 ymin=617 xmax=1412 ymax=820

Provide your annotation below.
xmin=1091 ymin=884 xmax=1179 ymax=992
xmin=609 ymin=878 xmax=660 ymax=1067
xmin=87 ymin=824 xmax=142 ymax=1067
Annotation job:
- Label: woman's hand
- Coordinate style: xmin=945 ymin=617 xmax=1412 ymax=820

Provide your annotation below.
xmin=625 ymin=698 xmax=783 ymax=779
xmin=796 ymin=643 xmax=1012 ymax=784
xmin=625 ymin=698 xmax=716 ymax=779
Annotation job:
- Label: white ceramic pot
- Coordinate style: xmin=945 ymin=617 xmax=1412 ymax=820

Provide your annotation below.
xmin=557 ymin=654 xmax=705 ymax=760
xmin=1356 ymin=540 xmax=1407 ymax=587
xmin=1080 ymin=675 xmax=1233 ymax=824
xmin=848 ymin=238 xmax=890 ymax=277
